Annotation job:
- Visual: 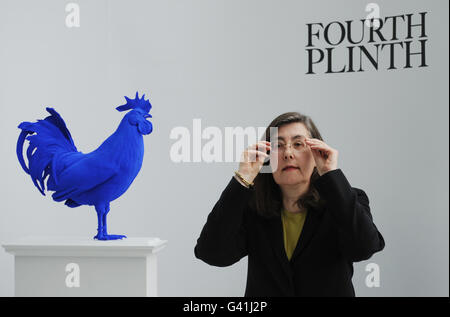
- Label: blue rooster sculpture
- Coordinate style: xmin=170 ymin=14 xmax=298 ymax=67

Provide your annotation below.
xmin=16 ymin=92 xmax=153 ymax=240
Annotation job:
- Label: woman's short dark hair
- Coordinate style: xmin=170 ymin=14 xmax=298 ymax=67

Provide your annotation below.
xmin=250 ymin=112 xmax=325 ymax=218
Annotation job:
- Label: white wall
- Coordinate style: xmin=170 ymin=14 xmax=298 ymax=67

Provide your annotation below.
xmin=0 ymin=0 xmax=448 ymax=296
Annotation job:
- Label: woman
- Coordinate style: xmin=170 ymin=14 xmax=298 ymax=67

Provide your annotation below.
xmin=194 ymin=112 xmax=385 ymax=297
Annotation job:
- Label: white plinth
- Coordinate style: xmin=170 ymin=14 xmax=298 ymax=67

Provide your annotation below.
xmin=2 ymin=236 xmax=167 ymax=297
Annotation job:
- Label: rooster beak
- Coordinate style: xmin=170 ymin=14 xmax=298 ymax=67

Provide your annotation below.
xmin=144 ymin=114 xmax=152 ymax=118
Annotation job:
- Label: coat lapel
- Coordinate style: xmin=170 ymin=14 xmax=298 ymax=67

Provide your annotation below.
xmin=290 ymin=207 xmax=323 ymax=261
xmin=263 ymin=206 xmax=324 ymax=279
xmin=265 ymin=216 xmax=292 ymax=279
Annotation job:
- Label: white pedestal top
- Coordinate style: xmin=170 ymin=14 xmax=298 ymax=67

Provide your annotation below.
xmin=2 ymin=236 xmax=168 ymax=257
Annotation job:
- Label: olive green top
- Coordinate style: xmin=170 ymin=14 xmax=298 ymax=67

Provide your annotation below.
xmin=281 ymin=208 xmax=308 ymax=260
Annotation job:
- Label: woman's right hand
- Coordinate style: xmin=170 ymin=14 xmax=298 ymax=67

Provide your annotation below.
xmin=237 ymin=141 xmax=271 ymax=184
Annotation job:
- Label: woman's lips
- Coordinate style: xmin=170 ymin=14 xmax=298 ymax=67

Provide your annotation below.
xmin=283 ymin=167 xmax=299 ymax=172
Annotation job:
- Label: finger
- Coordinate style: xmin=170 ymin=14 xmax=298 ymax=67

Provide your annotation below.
xmin=308 ymin=144 xmax=330 ymax=152
xmin=249 ymin=142 xmax=271 ymax=151
xmin=246 ymin=150 xmax=269 ymax=162
xmin=242 ymin=145 xmax=269 ymax=162
xmin=248 ymin=149 xmax=269 ymax=158
xmin=306 ymin=138 xmax=332 ymax=150
xmin=307 ymin=141 xmax=332 ymax=152
xmin=309 ymin=147 xmax=322 ymax=164
xmin=309 ymin=145 xmax=330 ymax=154
xmin=306 ymin=138 xmax=326 ymax=145
xmin=309 ymin=147 xmax=329 ymax=159
xmin=305 ymin=138 xmax=326 ymax=143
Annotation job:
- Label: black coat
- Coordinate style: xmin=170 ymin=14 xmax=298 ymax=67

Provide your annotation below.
xmin=194 ymin=169 xmax=385 ymax=297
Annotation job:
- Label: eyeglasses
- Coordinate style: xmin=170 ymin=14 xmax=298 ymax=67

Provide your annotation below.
xmin=271 ymin=139 xmax=308 ymax=154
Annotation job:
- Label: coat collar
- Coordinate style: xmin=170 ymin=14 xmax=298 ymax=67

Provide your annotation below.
xmin=290 ymin=206 xmax=323 ymax=260
xmin=264 ymin=205 xmax=324 ymax=277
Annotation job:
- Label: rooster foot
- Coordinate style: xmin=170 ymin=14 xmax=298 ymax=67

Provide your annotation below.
xmin=94 ymin=234 xmax=127 ymax=241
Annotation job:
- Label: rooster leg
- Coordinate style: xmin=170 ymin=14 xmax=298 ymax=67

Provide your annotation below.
xmin=101 ymin=202 xmax=127 ymax=240
xmin=93 ymin=204 xmax=105 ymax=240
xmin=102 ymin=203 xmax=110 ymax=237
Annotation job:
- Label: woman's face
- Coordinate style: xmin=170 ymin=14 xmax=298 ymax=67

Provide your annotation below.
xmin=270 ymin=122 xmax=316 ymax=186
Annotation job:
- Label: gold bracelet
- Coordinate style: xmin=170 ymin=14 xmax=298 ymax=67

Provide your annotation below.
xmin=234 ymin=171 xmax=254 ymax=188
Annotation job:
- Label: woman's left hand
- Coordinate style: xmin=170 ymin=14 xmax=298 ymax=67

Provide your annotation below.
xmin=305 ymin=138 xmax=339 ymax=176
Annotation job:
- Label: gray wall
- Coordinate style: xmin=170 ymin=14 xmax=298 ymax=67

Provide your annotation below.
xmin=0 ymin=0 xmax=448 ymax=296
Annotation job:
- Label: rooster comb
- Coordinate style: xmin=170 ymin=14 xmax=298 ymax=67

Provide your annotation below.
xmin=116 ymin=92 xmax=152 ymax=114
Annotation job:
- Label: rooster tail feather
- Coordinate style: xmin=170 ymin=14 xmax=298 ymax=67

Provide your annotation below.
xmin=45 ymin=107 xmax=76 ymax=147
xmin=16 ymin=108 xmax=78 ymax=195
xmin=17 ymin=130 xmax=31 ymax=174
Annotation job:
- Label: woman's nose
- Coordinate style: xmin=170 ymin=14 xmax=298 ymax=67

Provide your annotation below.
xmin=284 ymin=146 xmax=294 ymax=160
